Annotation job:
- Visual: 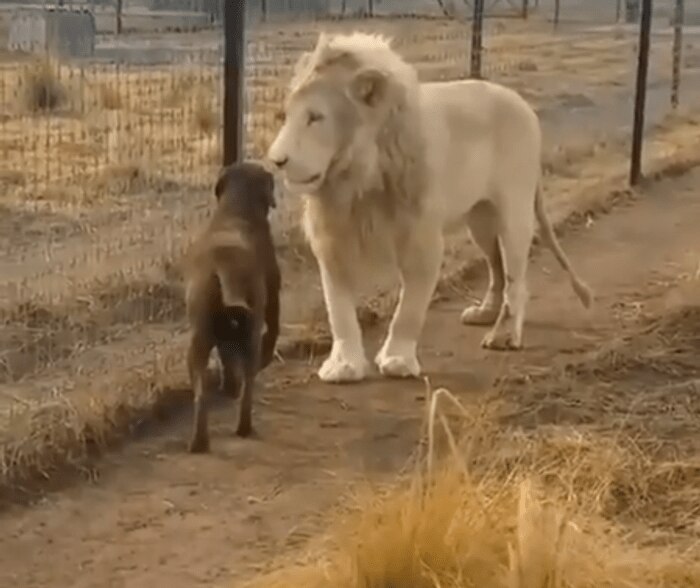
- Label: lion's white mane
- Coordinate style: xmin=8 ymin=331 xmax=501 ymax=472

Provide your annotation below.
xmin=288 ymin=33 xmax=431 ymax=283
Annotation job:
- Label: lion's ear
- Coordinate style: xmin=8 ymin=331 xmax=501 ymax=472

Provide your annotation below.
xmin=293 ymin=51 xmax=313 ymax=78
xmin=349 ymin=68 xmax=388 ymax=108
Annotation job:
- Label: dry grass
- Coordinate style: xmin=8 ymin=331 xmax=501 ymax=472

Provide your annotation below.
xmin=244 ymin=380 xmax=700 ymax=588
xmin=242 ymin=279 xmax=700 ymax=587
xmin=96 ymin=83 xmax=123 ymax=111
xmin=0 ymin=344 xmax=189 ymax=496
xmin=17 ymin=58 xmax=70 ymax=113
xmin=0 ymin=277 xmax=184 ymax=384
xmin=190 ymin=92 xmax=219 ymax=134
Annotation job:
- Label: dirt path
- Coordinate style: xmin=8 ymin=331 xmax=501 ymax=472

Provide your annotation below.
xmin=1 ymin=167 xmax=699 ymax=587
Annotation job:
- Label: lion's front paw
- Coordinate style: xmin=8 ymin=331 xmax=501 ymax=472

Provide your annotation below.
xmin=375 ymin=350 xmax=421 ymax=379
xmin=318 ymin=354 xmax=369 ymax=383
xmin=481 ymin=329 xmax=522 ymax=351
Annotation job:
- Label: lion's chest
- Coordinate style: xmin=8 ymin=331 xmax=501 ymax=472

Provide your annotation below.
xmin=303 ymin=193 xmax=404 ymax=275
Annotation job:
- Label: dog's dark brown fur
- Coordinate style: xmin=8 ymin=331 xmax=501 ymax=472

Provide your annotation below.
xmin=182 ymin=161 xmax=280 ymax=453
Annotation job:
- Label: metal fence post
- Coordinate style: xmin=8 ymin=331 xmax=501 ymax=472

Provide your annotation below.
xmin=553 ymin=0 xmax=560 ymax=29
xmin=522 ymin=0 xmax=529 ymax=19
xmin=115 ymin=0 xmax=122 ymax=34
xmin=630 ymin=0 xmax=653 ymax=186
xmin=671 ymin=0 xmax=684 ymax=109
xmin=470 ymin=0 xmax=485 ymax=79
xmin=223 ymin=0 xmax=246 ymax=166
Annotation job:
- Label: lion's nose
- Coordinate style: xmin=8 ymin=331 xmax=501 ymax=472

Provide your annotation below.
xmin=270 ymin=156 xmax=289 ymax=169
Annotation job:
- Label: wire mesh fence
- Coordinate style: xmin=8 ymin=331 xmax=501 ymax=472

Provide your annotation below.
xmin=0 ymin=0 xmax=699 ymax=427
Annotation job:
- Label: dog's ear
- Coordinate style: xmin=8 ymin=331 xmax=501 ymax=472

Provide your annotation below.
xmin=214 ymin=166 xmax=230 ymax=201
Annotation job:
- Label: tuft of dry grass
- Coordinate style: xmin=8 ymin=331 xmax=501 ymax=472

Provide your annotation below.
xmin=97 ymin=83 xmax=123 ymax=111
xmin=0 ymin=347 xmax=190 ymax=500
xmin=191 ymin=93 xmax=219 ymax=134
xmin=245 ymin=388 xmax=700 ymax=588
xmin=18 ymin=58 xmax=69 ymax=113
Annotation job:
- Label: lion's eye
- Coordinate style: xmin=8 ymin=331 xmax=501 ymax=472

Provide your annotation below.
xmin=307 ymin=111 xmax=324 ymax=125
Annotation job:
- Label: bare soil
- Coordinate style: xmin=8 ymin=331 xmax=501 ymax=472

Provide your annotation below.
xmin=0 ymin=163 xmax=698 ymax=586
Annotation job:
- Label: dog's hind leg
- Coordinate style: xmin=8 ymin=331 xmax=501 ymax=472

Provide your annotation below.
xmin=260 ymin=270 xmax=280 ymax=370
xmin=188 ymin=331 xmax=215 ymax=453
xmin=236 ymin=318 xmax=262 ymax=438
xmin=217 ymin=343 xmax=242 ymax=399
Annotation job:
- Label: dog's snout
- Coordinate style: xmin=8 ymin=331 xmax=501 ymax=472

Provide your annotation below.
xmin=270 ymin=156 xmax=289 ymax=169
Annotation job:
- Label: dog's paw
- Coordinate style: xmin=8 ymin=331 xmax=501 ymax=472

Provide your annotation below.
xmin=236 ymin=421 xmax=254 ymax=438
xmin=188 ymin=434 xmax=210 ymax=454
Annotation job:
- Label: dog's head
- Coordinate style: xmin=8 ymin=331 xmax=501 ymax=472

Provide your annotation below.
xmin=214 ymin=161 xmax=277 ymax=222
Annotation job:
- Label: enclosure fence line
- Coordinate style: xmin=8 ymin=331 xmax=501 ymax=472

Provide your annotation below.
xmin=224 ymin=0 xmax=246 ymax=166
xmin=629 ymin=0 xmax=653 ymax=187
xmin=213 ymin=0 xmax=691 ymax=186
xmin=671 ymin=0 xmax=684 ymax=110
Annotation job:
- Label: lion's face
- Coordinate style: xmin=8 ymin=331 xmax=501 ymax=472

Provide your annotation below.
xmin=267 ymin=64 xmax=390 ymax=195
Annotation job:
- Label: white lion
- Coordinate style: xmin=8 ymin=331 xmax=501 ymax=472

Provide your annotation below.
xmin=267 ymin=32 xmax=593 ymax=384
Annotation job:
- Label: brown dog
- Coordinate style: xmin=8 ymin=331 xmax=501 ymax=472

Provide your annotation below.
xmin=182 ymin=161 xmax=281 ymax=453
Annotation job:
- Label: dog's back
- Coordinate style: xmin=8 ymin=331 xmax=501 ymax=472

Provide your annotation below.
xmin=184 ymin=224 xmax=261 ymax=347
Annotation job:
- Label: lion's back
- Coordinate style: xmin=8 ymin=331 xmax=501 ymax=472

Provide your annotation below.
xmin=420 ymin=79 xmax=540 ymax=150
xmin=418 ymin=79 xmax=542 ymax=221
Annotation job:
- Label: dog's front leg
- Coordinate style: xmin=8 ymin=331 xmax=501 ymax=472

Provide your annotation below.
xmin=316 ymin=260 xmax=370 ymax=383
xmin=375 ymin=228 xmax=444 ymax=378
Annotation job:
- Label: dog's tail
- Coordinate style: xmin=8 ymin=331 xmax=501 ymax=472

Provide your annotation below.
xmin=534 ymin=184 xmax=594 ymax=309
xmin=211 ymin=303 xmax=254 ymax=352
xmin=211 ymin=260 xmax=255 ymax=348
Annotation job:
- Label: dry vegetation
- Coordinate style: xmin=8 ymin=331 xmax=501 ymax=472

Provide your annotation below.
xmin=245 ymin=281 xmax=700 ymax=588
xmin=0 ymin=14 xmax=697 ymax=506
xmin=247 ymin=425 xmax=700 ymax=588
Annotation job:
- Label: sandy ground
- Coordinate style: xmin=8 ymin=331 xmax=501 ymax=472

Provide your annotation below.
xmin=0 ymin=161 xmax=698 ymax=587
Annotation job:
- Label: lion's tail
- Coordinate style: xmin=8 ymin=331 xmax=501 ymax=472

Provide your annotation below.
xmin=534 ymin=185 xmax=594 ymax=309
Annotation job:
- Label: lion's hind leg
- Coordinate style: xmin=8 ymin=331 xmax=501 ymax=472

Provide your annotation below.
xmin=481 ymin=200 xmax=535 ymax=351
xmin=461 ymin=202 xmax=505 ymax=326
